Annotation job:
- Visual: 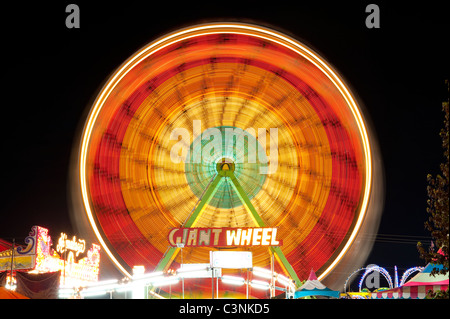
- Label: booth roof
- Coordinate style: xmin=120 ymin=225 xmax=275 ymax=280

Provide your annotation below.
xmin=404 ymin=263 xmax=449 ymax=287
xmin=294 ymin=269 xmax=340 ymax=299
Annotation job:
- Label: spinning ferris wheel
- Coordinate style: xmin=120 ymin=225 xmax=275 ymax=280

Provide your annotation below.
xmin=74 ymin=23 xmax=381 ymax=297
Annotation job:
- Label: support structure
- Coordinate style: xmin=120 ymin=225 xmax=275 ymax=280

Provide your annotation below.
xmin=155 ymin=160 xmax=301 ymax=286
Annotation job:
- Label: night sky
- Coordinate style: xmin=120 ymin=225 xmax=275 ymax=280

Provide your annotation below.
xmin=1 ymin=1 xmax=448 ymax=285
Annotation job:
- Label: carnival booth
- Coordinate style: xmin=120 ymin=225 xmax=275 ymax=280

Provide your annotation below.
xmin=371 ymin=263 xmax=449 ymax=299
xmin=0 ymin=226 xmax=101 ymax=298
xmin=294 ymin=269 xmax=340 ymax=299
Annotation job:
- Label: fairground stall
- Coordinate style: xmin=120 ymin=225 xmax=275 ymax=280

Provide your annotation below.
xmin=371 ymin=263 xmax=449 ymax=299
xmin=0 ymin=226 xmax=100 ymax=298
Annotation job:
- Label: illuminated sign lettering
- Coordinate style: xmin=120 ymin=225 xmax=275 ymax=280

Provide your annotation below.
xmin=168 ymin=228 xmax=282 ymax=247
xmin=56 ymin=233 xmax=86 ymax=257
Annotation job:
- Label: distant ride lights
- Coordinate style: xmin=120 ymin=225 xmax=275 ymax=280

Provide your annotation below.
xmin=343 ymin=265 xmax=425 ymax=293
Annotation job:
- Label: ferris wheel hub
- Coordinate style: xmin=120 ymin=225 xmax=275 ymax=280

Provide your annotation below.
xmin=216 ymin=158 xmax=236 ymax=174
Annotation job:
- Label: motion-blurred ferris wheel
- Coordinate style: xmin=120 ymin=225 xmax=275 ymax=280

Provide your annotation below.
xmin=74 ymin=23 xmax=383 ymax=297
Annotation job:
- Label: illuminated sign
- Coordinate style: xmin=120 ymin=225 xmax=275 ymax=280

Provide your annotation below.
xmin=32 ymin=227 xmax=100 ymax=285
xmin=168 ymin=228 xmax=282 ymax=247
xmin=56 ymin=233 xmax=86 ymax=263
xmin=52 ymin=232 xmax=100 ymax=285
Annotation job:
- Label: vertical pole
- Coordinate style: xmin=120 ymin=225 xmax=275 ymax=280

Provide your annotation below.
xmin=229 ymin=171 xmax=301 ymax=286
xmin=10 ymin=239 xmax=15 ymax=289
xmin=270 ymin=252 xmax=274 ymax=298
xmin=211 ymin=267 xmax=214 ymax=299
xmin=181 ymin=247 xmax=184 ymax=299
xmin=63 ymin=240 xmax=66 ymax=286
xmin=155 ymin=174 xmax=222 ymax=272
xmin=394 ymin=266 xmax=399 ymax=288
xmin=246 ymin=269 xmax=249 ymax=299
xmin=216 ymin=275 xmax=219 ymax=299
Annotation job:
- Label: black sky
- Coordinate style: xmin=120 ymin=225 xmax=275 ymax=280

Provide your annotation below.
xmin=1 ymin=1 xmax=448 ymax=282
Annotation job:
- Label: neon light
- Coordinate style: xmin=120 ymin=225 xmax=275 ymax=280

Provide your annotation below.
xmin=346 ymin=265 xmax=426 ymax=292
xmin=150 ymin=277 xmax=180 ymax=287
xmin=221 ymin=275 xmax=245 ymax=286
xmin=253 ymin=267 xmax=274 ymax=279
xmin=250 ymin=280 xmax=271 ymax=290
xmin=344 ymin=265 xmax=426 ymax=293
xmin=29 ymin=227 xmax=101 ymax=286
xmin=394 ymin=266 xmax=399 ymax=288
xmin=400 ymin=267 xmax=424 ymax=286
xmin=168 ymin=227 xmax=281 ymax=247
xmin=358 ymin=265 xmax=393 ymax=291
xmin=56 ymin=233 xmax=86 ymax=257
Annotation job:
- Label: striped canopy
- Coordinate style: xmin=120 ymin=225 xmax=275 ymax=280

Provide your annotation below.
xmin=370 ymin=285 xmax=448 ymax=299
xmin=371 ymin=263 xmax=449 ymax=299
xmin=404 ymin=263 xmax=449 ymax=286
xmin=294 ymin=269 xmax=340 ymax=298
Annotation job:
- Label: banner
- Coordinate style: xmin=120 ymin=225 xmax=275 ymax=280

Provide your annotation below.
xmin=16 ymin=271 xmax=61 ymax=299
